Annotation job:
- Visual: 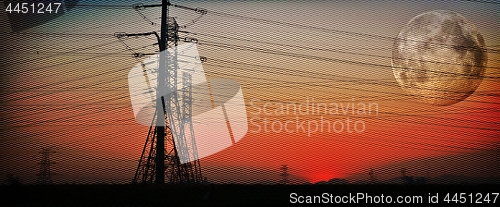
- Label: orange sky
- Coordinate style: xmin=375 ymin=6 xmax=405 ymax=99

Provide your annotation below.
xmin=1 ymin=0 xmax=499 ymax=184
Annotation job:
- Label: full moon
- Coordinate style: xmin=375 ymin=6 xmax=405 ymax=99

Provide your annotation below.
xmin=391 ymin=10 xmax=488 ymax=106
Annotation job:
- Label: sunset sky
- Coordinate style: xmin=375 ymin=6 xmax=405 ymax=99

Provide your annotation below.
xmin=1 ymin=0 xmax=499 ymax=184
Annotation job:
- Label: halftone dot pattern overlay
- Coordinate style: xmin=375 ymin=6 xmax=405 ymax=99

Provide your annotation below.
xmin=1 ymin=0 xmax=499 ymax=186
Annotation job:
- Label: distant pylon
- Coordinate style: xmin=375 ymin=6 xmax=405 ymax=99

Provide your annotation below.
xmin=401 ymin=167 xmax=407 ymax=177
xmin=368 ymin=168 xmax=376 ymax=183
xmin=425 ymin=161 xmax=430 ymax=179
xmin=36 ymin=148 xmax=56 ymax=184
xmin=280 ymin=164 xmax=289 ymax=184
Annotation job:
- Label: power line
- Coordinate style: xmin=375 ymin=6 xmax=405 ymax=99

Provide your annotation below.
xmin=7 ymin=30 xmax=500 ymax=67
xmin=5 ymin=73 xmax=497 ymax=128
xmin=1 ymin=43 xmax=156 ymax=99
xmin=2 ymin=3 xmax=496 ymax=141
xmin=3 ymin=96 xmax=496 ymax=152
xmin=2 ymin=52 xmax=496 ymax=128
xmin=171 ymin=3 xmax=500 ymax=54
xmin=2 ymin=66 xmax=496 ymax=132
xmin=186 ymin=32 xmax=500 ymax=64
xmin=2 ymin=86 xmax=496 ymax=142
xmin=3 ymin=90 xmax=496 ymax=154
xmin=459 ymin=0 xmax=500 ymax=4
xmin=63 ymin=4 xmax=133 ymax=9
xmin=198 ymin=40 xmax=500 ymax=79
xmin=205 ymin=57 xmax=500 ymax=92
xmin=201 ymin=59 xmax=500 ymax=105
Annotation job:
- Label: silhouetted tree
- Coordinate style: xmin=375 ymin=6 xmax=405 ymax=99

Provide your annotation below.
xmin=402 ymin=176 xmax=414 ymax=184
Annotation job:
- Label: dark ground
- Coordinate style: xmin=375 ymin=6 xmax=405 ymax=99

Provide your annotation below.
xmin=1 ymin=184 xmax=498 ymax=206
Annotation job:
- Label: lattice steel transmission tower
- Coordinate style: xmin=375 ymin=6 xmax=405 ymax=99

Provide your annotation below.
xmin=36 ymin=148 xmax=56 ymax=184
xmin=132 ymin=0 xmax=202 ymax=184
xmin=280 ymin=164 xmax=289 ymax=184
xmin=368 ymin=168 xmax=376 ymax=183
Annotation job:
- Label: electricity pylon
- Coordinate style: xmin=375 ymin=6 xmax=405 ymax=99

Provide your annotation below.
xmin=368 ymin=168 xmax=376 ymax=183
xmin=36 ymin=148 xmax=56 ymax=184
xmin=280 ymin=164 xmax=289 ymax=184
xmin=130 ymin=0 xmax=202 ymax=184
